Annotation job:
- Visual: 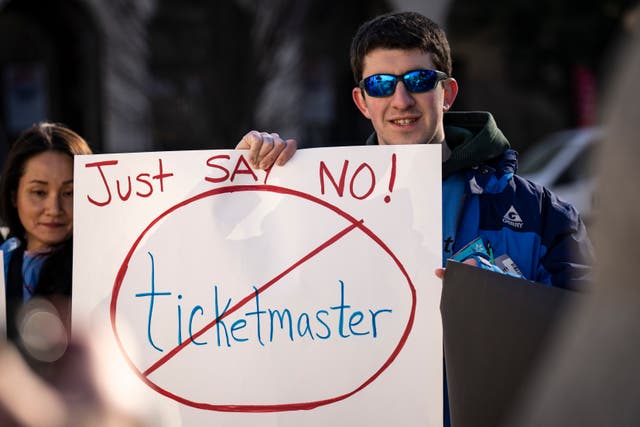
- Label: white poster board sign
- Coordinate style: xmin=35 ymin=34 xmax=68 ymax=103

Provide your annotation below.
xmin=73 ymin=145 xmax=442 ymax=426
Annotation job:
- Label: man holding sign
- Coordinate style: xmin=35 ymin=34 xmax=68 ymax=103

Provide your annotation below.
xmin=238 ymin=10 xmax=594 ymax=426
xmin=239 ymin=10 xmax=593 ymax=290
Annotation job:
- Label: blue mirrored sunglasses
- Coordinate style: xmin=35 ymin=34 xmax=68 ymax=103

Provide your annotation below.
xmin=359 ymin=69 xmax=449 ymax=97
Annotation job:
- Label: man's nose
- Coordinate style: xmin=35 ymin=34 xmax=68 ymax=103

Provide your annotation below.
xmin=390 ymin=81 xmax=416 ymax=108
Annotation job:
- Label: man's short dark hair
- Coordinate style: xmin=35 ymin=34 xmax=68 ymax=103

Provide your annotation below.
xmin=350 ymin=11 xmax=452 ymax=84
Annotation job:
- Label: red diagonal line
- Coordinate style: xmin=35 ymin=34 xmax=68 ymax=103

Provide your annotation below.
xmin=142 ymin=219 xmax=364 ymax=377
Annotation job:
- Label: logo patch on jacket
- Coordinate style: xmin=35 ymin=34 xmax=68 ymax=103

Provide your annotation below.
xmin=502 ymin=205 xmax=524 ymax=228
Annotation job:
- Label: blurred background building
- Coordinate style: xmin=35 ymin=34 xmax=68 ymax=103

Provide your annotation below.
xmin=0 ymin=0 xmax=631 ymax=159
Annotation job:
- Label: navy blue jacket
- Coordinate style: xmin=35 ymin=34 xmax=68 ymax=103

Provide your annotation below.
xmin=368 ymin=110 xmax=594 ymax=426
xmin=367 ymin=110 xmax=594 ymax=290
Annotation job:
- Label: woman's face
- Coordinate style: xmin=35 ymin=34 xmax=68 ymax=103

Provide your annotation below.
xmin=15 ymin=151 xmax=74 ymax=251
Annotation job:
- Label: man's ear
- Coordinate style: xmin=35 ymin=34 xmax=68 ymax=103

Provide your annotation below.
xmin=352 ymin=87 xmax=372 ymax=119
xmin=442 ymin=78 xmax=459 ymax=111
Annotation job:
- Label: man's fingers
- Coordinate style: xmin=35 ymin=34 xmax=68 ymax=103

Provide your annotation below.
xmin=257 ymin=134 xmax=276 ymax=165
xmin=236 ymin=130 xmax=260 ymax=166
xmin=261 ymin=137 xmax=297 ymax=169
xmin=236 ymin=131 xmax=297 ymax=169
xmin=235 ymin=130 xmax=259 ymax=150
xmin=434 ymin=258 xmax=479 ymax=280
xmin=276 ymin=138 xmax=298 ymax=166
xmin=236 ymin=130 xmax=271 ymax=168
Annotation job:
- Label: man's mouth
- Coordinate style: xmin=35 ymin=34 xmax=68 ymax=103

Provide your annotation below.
xmin=391 ymin=118 xmax=417 ymax=126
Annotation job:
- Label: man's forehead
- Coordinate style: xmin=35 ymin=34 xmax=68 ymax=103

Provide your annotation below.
xmin=362 ymin=48 xmax=434 ymax=76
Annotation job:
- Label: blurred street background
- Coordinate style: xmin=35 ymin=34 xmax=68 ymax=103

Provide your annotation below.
xmin=1 ymin=3 xmax=640 ymax=426
xmin=0 ymin=0 xmax=636 ymax=221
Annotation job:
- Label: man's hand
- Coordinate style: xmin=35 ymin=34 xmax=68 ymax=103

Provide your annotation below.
xmin=236 ymin=131 xmax=297 ymax=170
xmin=434 ymin=258 xmax=479 ymax=280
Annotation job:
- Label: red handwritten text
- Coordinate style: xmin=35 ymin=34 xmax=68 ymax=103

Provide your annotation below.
xmin=85 ymin=159 xmax=174 ymax=207
xmin=319 ymin=160 xmax=376 ymax=200
xmin=319 ymin=154 xmax=397 ymax=203
xmin=204 ymin=154 xmax=272 ymax=185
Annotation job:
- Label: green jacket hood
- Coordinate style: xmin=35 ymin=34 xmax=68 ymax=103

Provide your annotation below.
xmin=443 ymin=111 xmax=510 ymax=178
xmin=364 ymin=111 xmax=510 ymax=178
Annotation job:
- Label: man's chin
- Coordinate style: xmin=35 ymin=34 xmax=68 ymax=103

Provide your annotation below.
xmin=382 ymin=137 xmax=425 ymax=145
xmin=380 ymin=129 xmax=433 ymax=145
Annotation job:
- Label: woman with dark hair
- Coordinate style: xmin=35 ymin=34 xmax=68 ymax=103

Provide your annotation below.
xmin=0 ymin=122 xmax=92 ymax=342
